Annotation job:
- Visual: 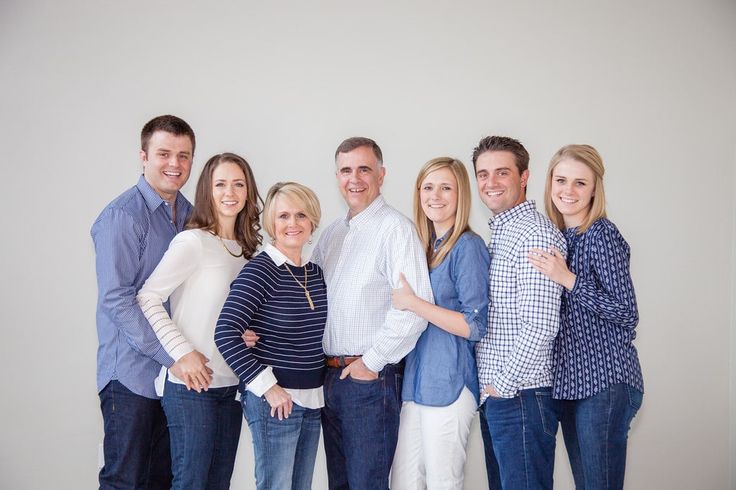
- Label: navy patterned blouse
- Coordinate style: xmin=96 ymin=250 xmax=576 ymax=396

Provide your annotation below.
xmin=553 ymin=218 xmax=644 ymax=400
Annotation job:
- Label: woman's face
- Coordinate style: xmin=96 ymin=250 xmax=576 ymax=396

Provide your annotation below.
xmin=550 ymin=158 xmax=596 ymax=228
xmin=419 ymin=167 xmax=458 ymax=237
xmin=272 ymin=194 xmax=313 ymax=254
xmin=211 ymin=162 xmax=248 ymax=225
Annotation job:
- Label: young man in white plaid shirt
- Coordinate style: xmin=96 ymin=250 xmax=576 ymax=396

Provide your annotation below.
xmin=473 ymin=135 xmax=566 ymax=490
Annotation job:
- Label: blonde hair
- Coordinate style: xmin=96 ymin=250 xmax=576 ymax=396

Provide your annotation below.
xmin=413 ymin=157 xmax=472 ymax=269
xmin=544 ymin=144 xmax=607 ymax=233
xmin=263 ymin=182 xmax=321 ymax=240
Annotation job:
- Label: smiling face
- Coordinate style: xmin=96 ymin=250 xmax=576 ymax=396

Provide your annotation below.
xmin=272 ymin=194 xmax=313 ymax=257
xmin=550 ymin=158 xmax=596 ymax=228
xmin=211 ymin=161 xmax=247 ymax=232
xmin=419 ymin=167 xmax=458 ymax=238
xmin=140 ymin=130 xmax=193 ymax=202
xmin=475 ymin=150 xmax=528 ymax=215
xmin=336 ymin=145 xmax=385 ymax=217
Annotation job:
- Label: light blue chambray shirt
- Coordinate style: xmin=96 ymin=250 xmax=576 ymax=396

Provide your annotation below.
xmin=91 ymin=175 xmax=192 ymax=399
xmin=402 ymin=231 xmax=490 ymax=407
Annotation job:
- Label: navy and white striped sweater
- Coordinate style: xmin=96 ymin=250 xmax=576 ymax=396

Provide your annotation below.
xmin=215 ymin=252 xmax=327 ymax=391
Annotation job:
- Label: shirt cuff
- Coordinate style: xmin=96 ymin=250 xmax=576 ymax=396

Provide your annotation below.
xmin=152 ymin=346 xmax=175 ymax=369
xmin=360 ymin=349 xmax=386 ymax=373
xmin=169 ymin=342 xmax=195 ymax=362
xmin=463 ymin=308 xmax=482 ymax=341
xmin=492 ymin=373 xmax=518 ymax=398
xmin=245 ymin=367 xmax=278 ymax=397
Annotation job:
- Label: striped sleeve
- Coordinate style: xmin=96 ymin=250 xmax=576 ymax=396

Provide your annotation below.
xmin=215 ymin=257 xmax=270 ymax=384
xmin=136 ymin=231 xmax=202 ymax=361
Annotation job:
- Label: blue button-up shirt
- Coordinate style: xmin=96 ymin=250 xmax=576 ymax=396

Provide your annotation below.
xmin=402 ymin=231 xmax=490 ymax=407
xmin=554 ymin=219 xmax=643 ymax=400
xmin=91 ymin=175 xmax=192 ymax=399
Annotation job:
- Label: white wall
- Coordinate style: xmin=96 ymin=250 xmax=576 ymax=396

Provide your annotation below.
xmin=1 ymin=1 xmax=735 ymax=488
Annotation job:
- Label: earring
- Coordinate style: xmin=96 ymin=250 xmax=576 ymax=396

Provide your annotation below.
xmin=308 ymin=237 xmax=313 ymax=245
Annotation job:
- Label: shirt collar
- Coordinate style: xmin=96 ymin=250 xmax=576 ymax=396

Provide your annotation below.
xmin=344 ymin=194 xmax=386 ymax=228
xmin=488 ymin=200 xmax=537 ymax=228
xmin=432 ymin=228 xmax=452 ymax=251
xmin=264 ymin=243 xmax=301 ymax=267
xmin=135 ymin=174 xmax=187 ymax=213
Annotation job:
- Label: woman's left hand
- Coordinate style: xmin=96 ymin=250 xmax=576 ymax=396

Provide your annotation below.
xmin=392 ymin=273 xmax=416 ymax=311
xmin=528 ymin=247 xmax=576 ymax=290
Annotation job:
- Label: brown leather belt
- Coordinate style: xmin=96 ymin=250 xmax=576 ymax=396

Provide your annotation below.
xmin=325 ymin=356 xmax=361 ymax=368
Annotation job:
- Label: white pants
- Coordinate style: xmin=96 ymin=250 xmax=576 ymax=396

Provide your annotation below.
xmin=391 ymin=387 xmax=477 ymax=490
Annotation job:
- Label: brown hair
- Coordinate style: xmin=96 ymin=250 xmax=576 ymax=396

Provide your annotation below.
xmin=471 ymin=135 xmax=529 ymax=174
xmin=334 ymin=137 xmax=383 ymax=165
xmin=141 ymin=115 xmax=196 ymax=153
xmin=414 ymin=157 xmax=473 ymax=269
xmin=544 ymin=144 xmax=607 ymax=234
xmin=263 ymin=182 xmax=321 ymax=241
xmin=186 ymin=153 xmax=262 ymax=258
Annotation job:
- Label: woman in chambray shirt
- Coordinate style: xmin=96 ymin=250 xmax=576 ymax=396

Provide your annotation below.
xmin=390 ymin=157 xmax=489 ymax=490
xmin=528 ymin=144 xmax=643 ymax=490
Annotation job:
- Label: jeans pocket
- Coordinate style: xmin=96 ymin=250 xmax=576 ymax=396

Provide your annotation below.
xmin=535 ymin=391 xmax=559 ymax=438
xmin=627 ymin=385 xmax=643 ymax=414
xmin=348 ymin=373 xmax=382 ymax=385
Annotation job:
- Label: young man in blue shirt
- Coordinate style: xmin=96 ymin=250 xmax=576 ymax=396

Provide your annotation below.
xmin=91 ymin=115 xmax=203 ymax=489
xmin=473 ymin=135 xmax=566 ymax=490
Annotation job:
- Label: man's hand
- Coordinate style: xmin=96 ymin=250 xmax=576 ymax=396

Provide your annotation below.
xmin=264 ymin=384 xmax=293 ymax=420
xmin=242 ymin=329 xmax=260 ymax=348
xmin=484 ymin=384 xmax=501 ymax=398
xmin=340 ymin=358 xmax=378 ymax=382
xmin=170 ymin=350 xmax=213 ymax=393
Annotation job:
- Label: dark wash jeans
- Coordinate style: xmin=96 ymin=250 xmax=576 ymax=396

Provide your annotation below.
xmin=321 ymin=363 xmax=402 ymax=490
xmin=560 ymin=383 xmax=643 ymax=490
xmin=482 ymin=387 xmax=560 ymax=490
xmin=478 ymin=402 xmax=502 ymax=489
xmin=98 ymin=380 xmax=171 ymax=490
xmin=161 ymin=381 xmax=241 ymax=490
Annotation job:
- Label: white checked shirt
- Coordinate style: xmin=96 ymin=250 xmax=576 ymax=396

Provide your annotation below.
xmin=476 ymin=200 xmax=566 ymax=401
xmin=313 ymin=195 xmax=432 ymax=373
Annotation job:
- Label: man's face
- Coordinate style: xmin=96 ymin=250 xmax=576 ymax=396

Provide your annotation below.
xmin=336 ymin=145 xmax=385 ymax=217
xmin=475 ymin=150 xmax=528 ymax=215
xmin=140 ymin=130 xmax=193 ymax=202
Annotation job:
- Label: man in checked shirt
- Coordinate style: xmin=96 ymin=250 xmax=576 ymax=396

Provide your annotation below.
xmin=473 ymin=135 xmax=566 ymax=490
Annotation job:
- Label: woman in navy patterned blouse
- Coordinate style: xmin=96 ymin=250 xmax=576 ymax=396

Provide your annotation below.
xmin=527 ymin=145 xmax=643 ymax=490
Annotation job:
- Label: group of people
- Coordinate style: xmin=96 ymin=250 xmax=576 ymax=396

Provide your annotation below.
xmin=92 ymin=114 xmax=643 ymax=490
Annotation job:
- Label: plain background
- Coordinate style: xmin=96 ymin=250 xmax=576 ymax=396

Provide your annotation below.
xmin=1 ymin=1 xmax=735 ymax=488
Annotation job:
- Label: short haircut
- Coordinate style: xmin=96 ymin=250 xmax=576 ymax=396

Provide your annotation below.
xmin=141 ymin=115 xmax=196 ymax=153
xmin=471 ymin=135 xmax=529 ymax=174
xmin=334 ymin=137 xmax=383 ymax=166
xmin=544 ymin=144 xmax=607 ymax=234
xmin=186 ymin=153 xmax=262 ymax=259
xmin=263 ymin=182 xmax=322 ymax=241
xmin=413 ymin=157 xmax=473 ymax=269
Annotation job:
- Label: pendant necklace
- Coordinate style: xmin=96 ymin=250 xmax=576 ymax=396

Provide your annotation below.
xmin=284 ymin=264 xmax=315 ymax=310
xmin=213 ymin=232 xmax=244 ymax=258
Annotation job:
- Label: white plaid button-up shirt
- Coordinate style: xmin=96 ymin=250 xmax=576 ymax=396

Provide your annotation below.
xmin=313 ymin=195 xmax=432 ymax=373
xmin=476 ymin=200 xmax=566 ymax=401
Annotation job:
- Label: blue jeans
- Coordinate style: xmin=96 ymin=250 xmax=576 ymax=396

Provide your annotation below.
xmin=482 ymin=387 xmax=559 ymax=490
xmin=243 ymin=390 xmax=321 ymax=490
xmin=560 ymin=383 xmax=643 ymax=490
xmin=98 ymin=380 xmax=171 ymax=490
xmin=161 ymin=381 xmax=242 ymax=490
xmin=321 ymin=363 xmax=402 ymax=490
xmin=478 ymin=402 xmax=502 ymax=489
